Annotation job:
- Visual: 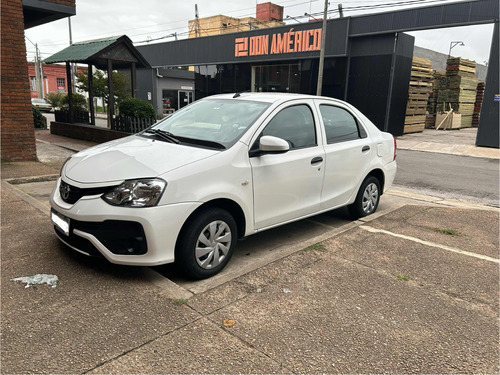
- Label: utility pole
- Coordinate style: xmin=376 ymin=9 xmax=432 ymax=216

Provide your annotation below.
xmin=338 ymin=3 xmax=344 ymax=18
xmin=26 ymin=37 xmax=44 ymax=98
xmin=68 ymin=17 xmax=76 ymax=92
xmin=316 ymin=0 xmax=328 ymax=96
xmin=34 ymin=43 xmax=43 ymax=98
xmin=39 ymin=46 xmax=45 ymax=98
xmin=195 ymin=4 xmax=200 ymax=38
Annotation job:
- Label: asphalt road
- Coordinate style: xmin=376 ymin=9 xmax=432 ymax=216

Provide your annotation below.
xmin=394 ymin=149 xmax=499 ymax=207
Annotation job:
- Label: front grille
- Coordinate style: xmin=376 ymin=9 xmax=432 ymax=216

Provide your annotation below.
xmin=59 ymin=180 xmax=117 ymax=204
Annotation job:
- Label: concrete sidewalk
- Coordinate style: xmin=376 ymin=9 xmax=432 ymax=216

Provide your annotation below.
xmin=1 ymin=128 xmax=498 ymax=373
xmin=397 ymin=128 xmax=500 ymax=159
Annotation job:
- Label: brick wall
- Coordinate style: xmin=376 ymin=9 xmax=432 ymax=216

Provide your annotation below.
xmin=51 ymin=122 xmax=129 ymax=143
xmin=28 ymin=63 xmax=86 ymax=98
xmin=256 ymin=2 xmax=283 ymax=22
xmin=1 ymin=0 xmax=37 ymax=161
xmin=46 ymin=0 xmax=75 ymax=6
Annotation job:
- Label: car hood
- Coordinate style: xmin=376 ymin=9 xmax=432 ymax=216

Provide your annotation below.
xmin=64 ymin=135 xmax=220 ymax=184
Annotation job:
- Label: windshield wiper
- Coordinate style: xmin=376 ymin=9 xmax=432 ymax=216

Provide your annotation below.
xmin=144 ymin=129 xmax=180 ymax=144
xmin=175 ymin=136 xmax=226 ymax=150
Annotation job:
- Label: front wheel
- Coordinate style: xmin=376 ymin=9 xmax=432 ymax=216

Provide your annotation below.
xmin=176 ymin=207 xmax=237 ymax=280
xmin=348 ymin=176 xmax=381 ymax=219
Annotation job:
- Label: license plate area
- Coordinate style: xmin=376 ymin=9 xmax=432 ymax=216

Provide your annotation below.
xmin=51 ymin=209 xmax=70 ymax=236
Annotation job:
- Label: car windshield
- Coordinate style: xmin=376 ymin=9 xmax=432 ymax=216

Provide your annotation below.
xmin=32 ymin=99 xmax=47 ymax=103
xmin=149 ymin=99 xmax=270 ymax=149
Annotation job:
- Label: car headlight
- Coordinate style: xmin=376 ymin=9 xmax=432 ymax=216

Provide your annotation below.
xmin=102 ymin=179 xmax=166 ymax=207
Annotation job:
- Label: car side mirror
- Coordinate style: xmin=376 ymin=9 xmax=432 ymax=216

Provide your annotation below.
xmin=250 ymin=135 xmax=290 ymax=157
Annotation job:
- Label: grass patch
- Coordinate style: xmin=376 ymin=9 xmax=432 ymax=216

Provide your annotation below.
xmin=172 ymin=298 xmax=188 ymax=305
xmin=435 ymin=228 xmax=461 ymax=236
xmin=305 ymin=243 xmax=326 ymax=252
xmin=396 ymin=274 xmax=410 ymax=281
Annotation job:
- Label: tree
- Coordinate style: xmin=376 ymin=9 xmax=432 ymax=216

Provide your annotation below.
xmin=75 ymin=69 xmax=131 ymax=105
xmin=61 ymin=92 xmax=88 ymax=111
xmin=45 ymin=91 xmax=65 ymax=109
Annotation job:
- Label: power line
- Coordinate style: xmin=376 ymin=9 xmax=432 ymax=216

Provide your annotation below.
xmin=28 ymin=0 xmax=460 ymax=51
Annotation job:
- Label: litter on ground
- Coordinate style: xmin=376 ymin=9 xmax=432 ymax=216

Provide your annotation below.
xmin=11 ymin=274 xmax=59 ymax=288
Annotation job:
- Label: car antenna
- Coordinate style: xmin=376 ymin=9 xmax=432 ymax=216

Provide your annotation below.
xmin=233 ymin=92 xmax=241 ymax=98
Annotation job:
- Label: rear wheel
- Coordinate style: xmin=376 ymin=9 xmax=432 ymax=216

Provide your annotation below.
xmin=348 ymin=176 xmax=381 ymax=219
xmin=176 ymin=207 xmax=237 ymax=279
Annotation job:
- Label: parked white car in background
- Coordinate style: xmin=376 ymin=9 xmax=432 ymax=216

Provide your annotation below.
xmin=31 ymin=98 xmax=53 ymax=112
xmin=50 ymin=93 xmax=397 ymax=279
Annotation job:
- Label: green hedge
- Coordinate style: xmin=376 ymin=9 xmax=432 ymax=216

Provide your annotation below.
xmin=32 ymin=105 xmax=47 ymax=129
xmin=118 ymin=98 xmax=156 ymax=119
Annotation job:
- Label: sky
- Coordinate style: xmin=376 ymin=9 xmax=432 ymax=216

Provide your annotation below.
xmin=25 ymin=0 xmax=494 ymax=67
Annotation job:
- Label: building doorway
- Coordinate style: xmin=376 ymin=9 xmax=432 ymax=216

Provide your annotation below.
xmin=162 ymin=89 xmax=194 ymax=115
xmin=179 ymin=90 xmax=193 ymax=109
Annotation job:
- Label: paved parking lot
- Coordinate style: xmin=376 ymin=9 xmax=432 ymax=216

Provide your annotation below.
xmin=2 ymin=175 xmax=498 ymax=373
xmin=1 ymin=132 xmax=498 ymax=373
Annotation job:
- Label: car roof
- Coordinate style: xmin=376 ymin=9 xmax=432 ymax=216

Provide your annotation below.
xmin=205 ymin=92 xmax=346 ymax=106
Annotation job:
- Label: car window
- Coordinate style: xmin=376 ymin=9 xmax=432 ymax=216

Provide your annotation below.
xmin=261 ymin=104 xmax=316 ymax=149
xmin=320 ymin=105 xmax=367 ymax=144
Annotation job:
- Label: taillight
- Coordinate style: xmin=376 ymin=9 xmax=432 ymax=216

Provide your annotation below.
xmin=393 ymin=136 xmax=397 ymax=160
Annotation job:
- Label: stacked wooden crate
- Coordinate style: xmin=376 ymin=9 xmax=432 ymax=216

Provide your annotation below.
xmin=472 ymin=81 xmax=485 ymax=127
xmin=425 ymin=70 xmax=446 ymax=128
xmin=404 ymin=57 xmax=433 ymax=134
xmin=436 ymin=57 xmax=478 ymax=128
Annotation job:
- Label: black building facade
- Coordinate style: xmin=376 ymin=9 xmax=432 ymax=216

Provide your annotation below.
xmin=136 ymin=0 xmax=498 ymax=144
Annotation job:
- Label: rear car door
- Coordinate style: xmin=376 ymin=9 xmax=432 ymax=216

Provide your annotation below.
xmin=250 ymin=100 xmax=325 ymax=229
xmin=315 ymin=100 xmax=373 ymax=210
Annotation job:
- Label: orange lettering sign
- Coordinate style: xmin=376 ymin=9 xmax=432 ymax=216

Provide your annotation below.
xmin=235 ymin=28 xmax=321 ymax=58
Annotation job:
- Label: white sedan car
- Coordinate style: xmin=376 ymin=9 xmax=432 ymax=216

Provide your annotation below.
xmin=50 ymin=93 xmax=397 ymax=279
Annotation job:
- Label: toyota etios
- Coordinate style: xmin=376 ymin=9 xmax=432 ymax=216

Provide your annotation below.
xmin=50 ymin=93 xmax=397 ymax=279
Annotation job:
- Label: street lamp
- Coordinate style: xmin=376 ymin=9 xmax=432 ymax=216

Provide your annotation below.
xmin=286 ymin=15 xmax=302 ymax=23
xmin=448 ymin=41 xmax=464 ymax=58
xmin=304 ymin=12 xmax=322 ymax=21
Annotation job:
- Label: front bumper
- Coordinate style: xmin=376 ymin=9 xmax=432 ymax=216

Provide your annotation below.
xmin=50 ymin=178 xmax=201 ymax=266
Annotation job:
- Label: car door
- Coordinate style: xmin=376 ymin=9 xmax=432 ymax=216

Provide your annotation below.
xmin=316 ymin=100 xmax=373 ymax=210
xmin=250 ymin=101 xmax=325 ymax=230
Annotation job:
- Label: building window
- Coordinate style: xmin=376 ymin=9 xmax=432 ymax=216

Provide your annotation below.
xmin=30 ymin=76 xmax=37 ymax=91
xmin=252 ymin=64 xmax=300 ymax=93
xmin=56 ymin=78 xmax=65 ymax=92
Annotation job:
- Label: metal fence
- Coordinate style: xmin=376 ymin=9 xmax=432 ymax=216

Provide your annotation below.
xmin=111 ymin=116 xmax=156 ymax=133
xmin=54 ymin=110 xmax=90 ymax=124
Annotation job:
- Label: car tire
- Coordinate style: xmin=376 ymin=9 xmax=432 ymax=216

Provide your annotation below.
xmin=176 ymin=207 xmax=237 ymax=280
xmin=348 ymin=176 xmax=381 ymax=219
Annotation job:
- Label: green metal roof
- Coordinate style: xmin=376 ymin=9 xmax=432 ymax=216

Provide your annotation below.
xmin=44 ymin=36 xmax=121 ymax=63
xmin=43 ymin=35 xmax=150 ymax=69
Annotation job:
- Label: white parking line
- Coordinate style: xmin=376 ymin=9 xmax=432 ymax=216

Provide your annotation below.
xmin=360 ymin=225 xmax=500 ymax=264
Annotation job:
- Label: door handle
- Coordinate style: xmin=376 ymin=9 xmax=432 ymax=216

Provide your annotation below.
xmin=362 ymin=145 xmax=370 ymax=152
xmin=311 ymin=156 xmax=323 ymax=164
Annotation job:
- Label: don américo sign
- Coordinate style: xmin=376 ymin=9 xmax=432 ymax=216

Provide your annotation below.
xmin=235 ymin=28 xmax=322 ymax=58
